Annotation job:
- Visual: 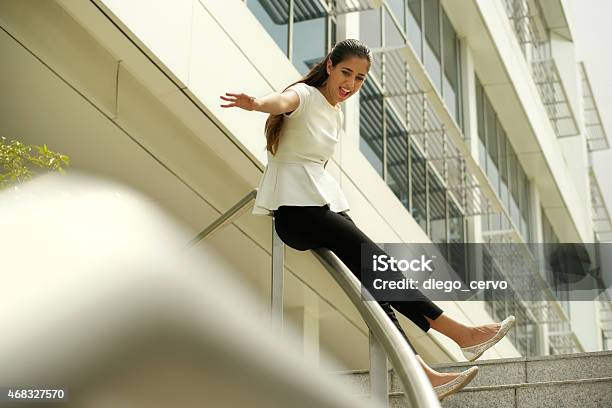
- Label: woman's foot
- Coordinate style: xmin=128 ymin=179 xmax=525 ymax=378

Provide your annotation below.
xmin=416 ymin=355 xmax=479 ymax=400
xmin=460 ymin=316 xmax=516 ymax=361
xmin=417 ymin=355 xmax=474 ymax=387
xmin=456 ymin=322 xmax=502 ymax=348
xmin=432 ymin=366 xmax=479 ymax=400
xmin=427 ymin=370 xmax=461 ymax=387
xmin=425 ymin=313 xmax=516 ymax=361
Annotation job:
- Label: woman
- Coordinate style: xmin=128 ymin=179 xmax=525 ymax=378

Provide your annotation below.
xmin=220 ymin=39 xmax=514 ymax=400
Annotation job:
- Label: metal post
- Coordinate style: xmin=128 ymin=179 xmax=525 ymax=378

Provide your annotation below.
xmin=271 ymin=217 xmax=284 ymax=331
xmin=369 ymin=330 xmax=388 ymax=407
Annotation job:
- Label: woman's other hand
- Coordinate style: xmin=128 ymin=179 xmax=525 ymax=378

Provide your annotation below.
xmin=220 ymin=92 xmax=257 ymax=111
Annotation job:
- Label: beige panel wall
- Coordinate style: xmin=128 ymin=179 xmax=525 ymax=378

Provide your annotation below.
xmin=0 ymin=0 xmax=524 ymax=366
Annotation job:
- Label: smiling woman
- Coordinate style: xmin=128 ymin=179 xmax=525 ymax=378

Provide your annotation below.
xmin=217 ymin=38 xmax=512 ymax=401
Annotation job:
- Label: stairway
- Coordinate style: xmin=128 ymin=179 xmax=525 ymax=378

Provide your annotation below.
xmin=337 ymin=350 xmax=612 ymax=407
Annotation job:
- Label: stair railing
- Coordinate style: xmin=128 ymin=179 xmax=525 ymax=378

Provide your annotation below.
xmin=190 ymin=189 xmax=441 ymax=408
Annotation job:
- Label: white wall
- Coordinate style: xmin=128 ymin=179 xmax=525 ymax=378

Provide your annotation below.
xmin=0 ymin=0 xmax=526 ymax=365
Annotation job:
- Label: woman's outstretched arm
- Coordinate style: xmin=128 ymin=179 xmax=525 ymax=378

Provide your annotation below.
xmin=219 ymin=90 xmax=299 ymax=115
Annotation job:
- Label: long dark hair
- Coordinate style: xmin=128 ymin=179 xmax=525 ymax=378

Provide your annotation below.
xmin=265 ymin=39 xmax=372 ymax=155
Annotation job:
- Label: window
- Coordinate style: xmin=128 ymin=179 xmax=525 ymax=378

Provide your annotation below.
xmin=293 ymin=15 xmax=326 ymax=75
xmin=247 ymin=0 xmax=288 ymax=55
xmin=476 ymin=78 xmax=487 ymax=168
xmin=360 ymin=7 xmax=382 ymax=78
xmin=387 ymin=0 xmax=405 ymax=29
xmin=360 ymin=79 xmax=384 ymax=176
xmin=509 ymin=150 xmax=521 ymax=228
xmin=411 ymin=146 xmax=427 ymax=232
xmin=247 ymin=0 xmax=334 ymax=74
xmin=386 ymin=107 xmax=409 ymax=208
xmin=423 ymin=0 xmax=442 ymax=92
xmin=498 ymin=126 xmax=510 ymax=229
xmin=519 ymin=167 xmax=530 ymax=239
xmin=442 ymin=10 xmax=460 ymax=122
xmin=485 ymin=96 xmax=500 ymax=209
xmin=384 ymin=5 xmax=405 ymax=47
xmin=448 ymin=198 xmax=467 ymax=282
xmin=407 ymin=0 xmax=422 ymax=58
xmin=429 ymin=168 xmax=447 ymax=244
xmin=360 ymin=8 xmax=382 ymax=47
xmin=476 ymin=74 xmax=531 ymax=240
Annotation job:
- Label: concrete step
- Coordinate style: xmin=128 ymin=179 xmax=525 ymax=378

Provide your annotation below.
xmin=385 ymin=376 xmax=612 ymax=408
xmin=336 ymin=350 xmax=612 ymax=393
xmin=431 ymin=350 xmax=612 ymax=388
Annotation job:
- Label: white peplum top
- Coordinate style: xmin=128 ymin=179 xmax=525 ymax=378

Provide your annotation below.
xmin=252 ymin=82 xmax=350 ymax=216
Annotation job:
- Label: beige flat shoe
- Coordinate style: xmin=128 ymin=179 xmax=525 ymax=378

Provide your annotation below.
xmin=461 ymin=315 xmax=516 ymax=362
xmin=433 ymin=366 xmax=479 ymax=401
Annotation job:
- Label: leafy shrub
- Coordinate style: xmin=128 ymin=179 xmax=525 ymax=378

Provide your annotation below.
xmin=0 ymin=136 xmax=70 ymax=189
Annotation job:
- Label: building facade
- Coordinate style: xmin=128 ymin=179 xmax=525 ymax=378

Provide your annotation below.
xmin=1 ymin=0 xmax=610 ymax=368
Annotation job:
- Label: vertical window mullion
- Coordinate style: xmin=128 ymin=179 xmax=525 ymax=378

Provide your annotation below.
xmin=325 ymin=14 xmax=331 ymax=53
xmin=287 ymin=0 xmax=294 ymax=60
xmin=381 ymin=5 xmax=387 ymax=182
xmin=456 ymin=36 xmax=463 ymax=130
xmin=425 ymin=156 xmax=430 ymax=236
xmin=383 ymin=100 xmax=388 ymax=182
xmin=438 ymin=1 xmax=444 ymax=98
xmin=420 ymin=0 xmax=425 ymax=61
xmin=408 ymin=135 xmax=413 ymax=213
xmin=445 ymin=190 xmax=449 ymax=248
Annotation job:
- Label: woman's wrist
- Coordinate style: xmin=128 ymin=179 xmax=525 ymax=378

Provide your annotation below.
xmin=251 ymin=97 xmax=262 ymax=112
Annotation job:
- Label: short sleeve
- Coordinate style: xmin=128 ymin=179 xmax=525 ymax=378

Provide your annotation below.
xmin=283 ymin=83 xmax=311 ymax=118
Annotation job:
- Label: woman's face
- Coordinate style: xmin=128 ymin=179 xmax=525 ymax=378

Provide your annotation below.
xmin=324 ymin=56 xmax=370 ymax=105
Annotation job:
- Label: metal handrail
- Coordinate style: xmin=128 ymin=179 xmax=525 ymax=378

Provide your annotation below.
xmin=313 ymin=249 xmax=441 ymax=408
xmin=190 ymin=189 xmax=440 ymax=407
xmin=188 ymin=189 xmax=258 ymax=246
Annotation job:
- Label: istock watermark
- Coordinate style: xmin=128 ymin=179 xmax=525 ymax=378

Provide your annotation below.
xmin=372 ymin=254 xmax=434 ymax=272
xmin=359 ymin=243 xmax=612 ymax=302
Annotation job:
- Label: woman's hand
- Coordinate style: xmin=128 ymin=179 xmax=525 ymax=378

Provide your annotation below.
xmin=220 ymin=92 xmax=257 ymax=111
xmin=220 ymin=90 xmax=298 ymax=115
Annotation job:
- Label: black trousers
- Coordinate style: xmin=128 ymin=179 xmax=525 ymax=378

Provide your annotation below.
xmin=273 ymin=204 xmax=444 ymax=354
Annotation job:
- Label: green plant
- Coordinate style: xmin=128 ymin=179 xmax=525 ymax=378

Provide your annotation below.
xmin=0 ymin=136 xmax=70 ymax=189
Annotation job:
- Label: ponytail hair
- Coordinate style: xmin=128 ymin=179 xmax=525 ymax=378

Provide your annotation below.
xmin=265 ymin=39 xmax=372 ymax=155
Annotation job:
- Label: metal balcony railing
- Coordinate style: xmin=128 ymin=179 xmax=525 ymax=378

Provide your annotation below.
xmin=503 ymin=0 xmax=579 ymax=139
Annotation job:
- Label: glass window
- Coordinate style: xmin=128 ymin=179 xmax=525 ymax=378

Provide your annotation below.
xmin=519 ymin=167 xmax=530 ymax=239
xmin=498 ymin=125 xmax=508 ymax=186
xmin=498 ymin=126 xmax=510 ymax=229
xmin=411 ymin=145 xmax=427 ymax=232
xmin=476 ymin=79 xmax=487 ymax=168
xmin=484 ymin=96 xmax=499 ymax=200
xmin=384 ymin=6 xmax=405 ymax=47
xmin=442 ymin=10 xmax=459 ymax=122
xmin=485 ymin=98 xmax=498 ymax=167
xmin=423 ymin=0 xmax=441 ymax=92
xmin=360 ymin=7 xmax=382 ymax=78
xmin=448 ymin=198 xmax=467 ymax=282
xmin=293 ymin=0 xmax=326 ymax=21
xmin=360 ymin=80 xmax=384 ymax=176
xmin=476 ymin=78 xmax=485 ymax=142
xmin=509 ymin=150 xmax=520 ymax=228
xmin=407 ymin=0 xmax=422 ymax=58
xmin=386 ymin=107 xmax=409 ymax=208
xmin=360 ymin=8 xmax=382 ymax=48
xmin=293 ymin=16 xmax=326 ymax=75
xmin=387 ymin=0 xmax=405 ymax=29
xmin=429 ymin=168 xmax=447 ymax=244
xmin=247 ymin=0 xmax=289 ymax=55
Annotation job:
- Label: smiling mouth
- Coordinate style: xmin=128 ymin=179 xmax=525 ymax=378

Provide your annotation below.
xmin=338 ymin=87 xmax=351 ymax=98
